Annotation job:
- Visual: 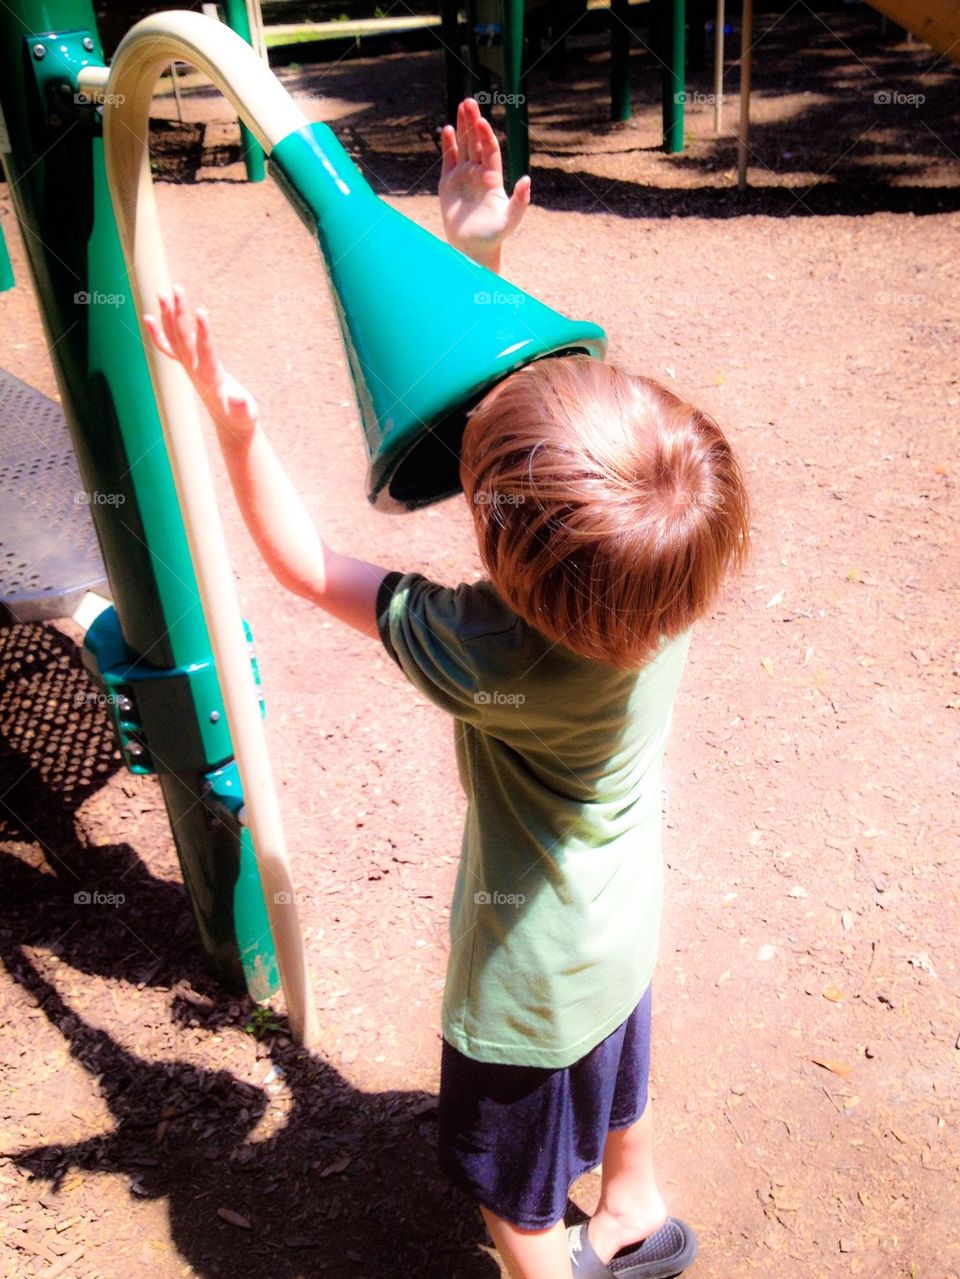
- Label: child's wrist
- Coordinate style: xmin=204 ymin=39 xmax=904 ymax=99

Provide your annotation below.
xmin=450 ymin=240 xmax=502 ymax=273
xmin=472 ymin=245 xmax=502 ymax=273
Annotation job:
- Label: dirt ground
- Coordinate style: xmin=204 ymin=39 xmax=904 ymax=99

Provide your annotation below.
xmin=1 ymin=8 xmax=958 ymax=1279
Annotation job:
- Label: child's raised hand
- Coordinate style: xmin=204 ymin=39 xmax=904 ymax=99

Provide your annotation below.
xmin=439 ymin=98 xmax=531 ymax=270
xmin=143 ymin=284 xmax=259 ymax=440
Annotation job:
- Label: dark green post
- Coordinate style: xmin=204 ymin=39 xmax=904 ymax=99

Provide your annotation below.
xmin=0 ymin=0 xmax=278 ymax=998
xmin=440 ymin=0 xmax=464 ymax=125
xmin=500 ymin=0 xmax=529 ymax=189
xmin=610 ymin=0 xmax=632 ymax=122
xmin=658 ymin=0 xmax=686 ymax=153
xmin=222 ymin=0 xmax=266 ymax=182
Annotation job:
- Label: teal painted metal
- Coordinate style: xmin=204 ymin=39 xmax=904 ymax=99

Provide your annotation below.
xmin=25 ymin=27 xmax=100 ymax=136
xmin=205 ymin=761 xmax=278 ymax=1001
xmin=82 ymin=606 xmax=264 ymax=775
xmin=269 ymin=122 xmax=606 ymax=512
xmin=0 ymin=0 xmax=278 ymax=997
xmin=0 ymin=220 xmax=13 ymax=292
xmin=222 ymin=0 xmax=266 ymax=182
xmin=160 ymin=766 xmax=277 ymax=998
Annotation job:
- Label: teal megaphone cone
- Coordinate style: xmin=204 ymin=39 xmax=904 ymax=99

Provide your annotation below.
xmin=269 ymin=124 xmax=606 ymax=512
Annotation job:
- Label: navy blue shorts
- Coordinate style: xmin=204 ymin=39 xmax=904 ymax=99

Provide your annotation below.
xmin=437 ymin=985 xmax=653 ymax=1230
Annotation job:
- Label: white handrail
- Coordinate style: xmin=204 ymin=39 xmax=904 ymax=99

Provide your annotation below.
xmin=102 ymin=12 xmax=319 ymax=1047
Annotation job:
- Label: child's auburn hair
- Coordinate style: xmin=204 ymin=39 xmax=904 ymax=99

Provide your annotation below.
xmin=459 ymin=355 xmax=750 ymax=670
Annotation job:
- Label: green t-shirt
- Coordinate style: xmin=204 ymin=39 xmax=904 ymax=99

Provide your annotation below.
xmin=377 ymin=572 xmax=691 ymax=1069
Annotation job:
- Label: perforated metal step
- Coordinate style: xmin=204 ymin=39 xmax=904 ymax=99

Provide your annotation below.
xmin=0 ymin=367 xmax=109 ymax=623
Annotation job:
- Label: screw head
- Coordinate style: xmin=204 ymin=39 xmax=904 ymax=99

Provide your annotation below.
xmin=48 ymin=112 xmax=62 ymax=127
xmin=82 ymin=36 xmax=95 ymax=51
xmin=209 ymin=710 xmax=221 ymax=723
xmin=127 ymin=741 xmax=144 ymax=758
xmin=32 ymin=42 xmax=46 ymax=59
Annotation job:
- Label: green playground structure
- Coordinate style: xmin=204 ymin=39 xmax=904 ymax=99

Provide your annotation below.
xmin=2 ymin=0 xmax=954 ymax=1045
xmin=0 ymin=2 xmax=604 ymax=1045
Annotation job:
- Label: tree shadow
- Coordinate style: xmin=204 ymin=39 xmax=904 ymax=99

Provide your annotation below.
xmin=196 ymin=4 xmax=960 ymax=218
xmin=0 ymin=621 xmax=500 ymax=1277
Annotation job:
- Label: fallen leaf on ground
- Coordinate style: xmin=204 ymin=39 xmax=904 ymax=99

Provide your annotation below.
xmin=318 ymin=1155 xmax=352 ymax=1178
xmin=810 ymin=1058 xmax=852 ymax=1078
xmin=907 ymin=952 xmax=937 ymax=978
xmin=217 ymin=1208 xmax=251 ymax=1229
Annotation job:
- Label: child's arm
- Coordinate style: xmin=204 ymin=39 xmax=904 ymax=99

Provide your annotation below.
xmin=439 ymin=98 xmax=531 ymax=275
xmin=143 ymin=286 xmax=389 ymax=639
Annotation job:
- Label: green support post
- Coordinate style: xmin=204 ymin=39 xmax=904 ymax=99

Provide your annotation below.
xmin=222 ymin=0 xmax=266 ymax=182
xmin=0 ymin=0 xmax=278 ymax=998
xmin=440 ymin=0 xmax=464 ymax=125
xmin=610 ymin=0 xmax=632 ymax=123
xmin=500 ymin=0 xmax=529 ymax=189
xmin=658 ymin=0 xmax=686 ymax=153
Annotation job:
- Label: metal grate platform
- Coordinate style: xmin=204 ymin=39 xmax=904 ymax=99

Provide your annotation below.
xmin=0 ymin=366 xmax=108 ymax=623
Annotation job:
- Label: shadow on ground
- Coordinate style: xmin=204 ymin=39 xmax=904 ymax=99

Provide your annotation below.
xmin=0 ymin=623 xmax=499 ymax=1278
xmin=151 ymin=5 xmax=960 ymax=219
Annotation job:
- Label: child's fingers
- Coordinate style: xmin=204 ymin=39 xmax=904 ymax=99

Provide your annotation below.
xmin=462 ymin=97 xmax=482 ymax=165
xmin=142 ymin=314 xmax=177 ymax=361
xmin=477 ymin=117 xmax=502 ymax=175
xmin=157 ymin=293 xmax=187 ymax=358
xmin=171 ymin=283 xmax=197 ymax=360
xmin=440 ymin=123 xmax=459 ymax=178
xmin=455 ymin=99 xmax=467 ymax=163
xmin=158 ymin=291 xmax=185 ymax=348
xmin=194 ymin=307 xmax=221 ymax=385
xmin=504 ymin=175 xmax=532 ymax=234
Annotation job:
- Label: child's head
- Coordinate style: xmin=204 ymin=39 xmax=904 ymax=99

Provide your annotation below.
xmin=460 ymin=355 xmax=750 ymax=669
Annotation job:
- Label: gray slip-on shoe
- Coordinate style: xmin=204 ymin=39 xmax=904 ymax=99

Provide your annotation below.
xmin=567 ymin=1218 xmax=697 ymax=1278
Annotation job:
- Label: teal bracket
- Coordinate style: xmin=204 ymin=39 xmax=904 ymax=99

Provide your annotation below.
xmin=82 ymin=606 xmax=264 ymax=776
xmin=24 ymin=28 xmax=105 ymax=138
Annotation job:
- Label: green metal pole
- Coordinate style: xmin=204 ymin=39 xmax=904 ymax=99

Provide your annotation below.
xmin=0 ymin=0 xmax=277 ymax=998
xmin=610 ymin=0 xmax=632 ymax=122
xmin=0 ymin=218 xmax=14 ymax=291
xmin=500 ymin=0 xmax=529 ymax=189
xmin=222 ymin=0 xmax=266 ymax=182
xmin=441 ymin=0 xmax=463 ymax=125
xmin=659 ymin=0 xmax=686 ymax=153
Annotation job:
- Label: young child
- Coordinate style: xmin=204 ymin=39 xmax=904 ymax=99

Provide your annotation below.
xmin=145 ymin=98 xmax=749 ymax=1279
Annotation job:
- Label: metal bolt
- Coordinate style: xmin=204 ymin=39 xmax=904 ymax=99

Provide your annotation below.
xmin=127 ymin=741 xmax=144 ymax=758
xmin=82 ymin=36 xmax=95 ymax=51
xmin=117 ymin=695 xmax=133 ymax=714
xmin=209 ymin=710 xmax=220 ymax=723
xmin=32 ymin=43 xmax=46 ymax=59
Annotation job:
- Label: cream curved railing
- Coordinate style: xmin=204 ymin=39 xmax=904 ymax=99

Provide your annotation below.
xmin=89 ymin=12 xmax=319 ymax=1047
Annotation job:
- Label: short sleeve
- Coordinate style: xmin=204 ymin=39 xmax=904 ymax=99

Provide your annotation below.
xmin=376 ymin=572 xmax=483 ymax=720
